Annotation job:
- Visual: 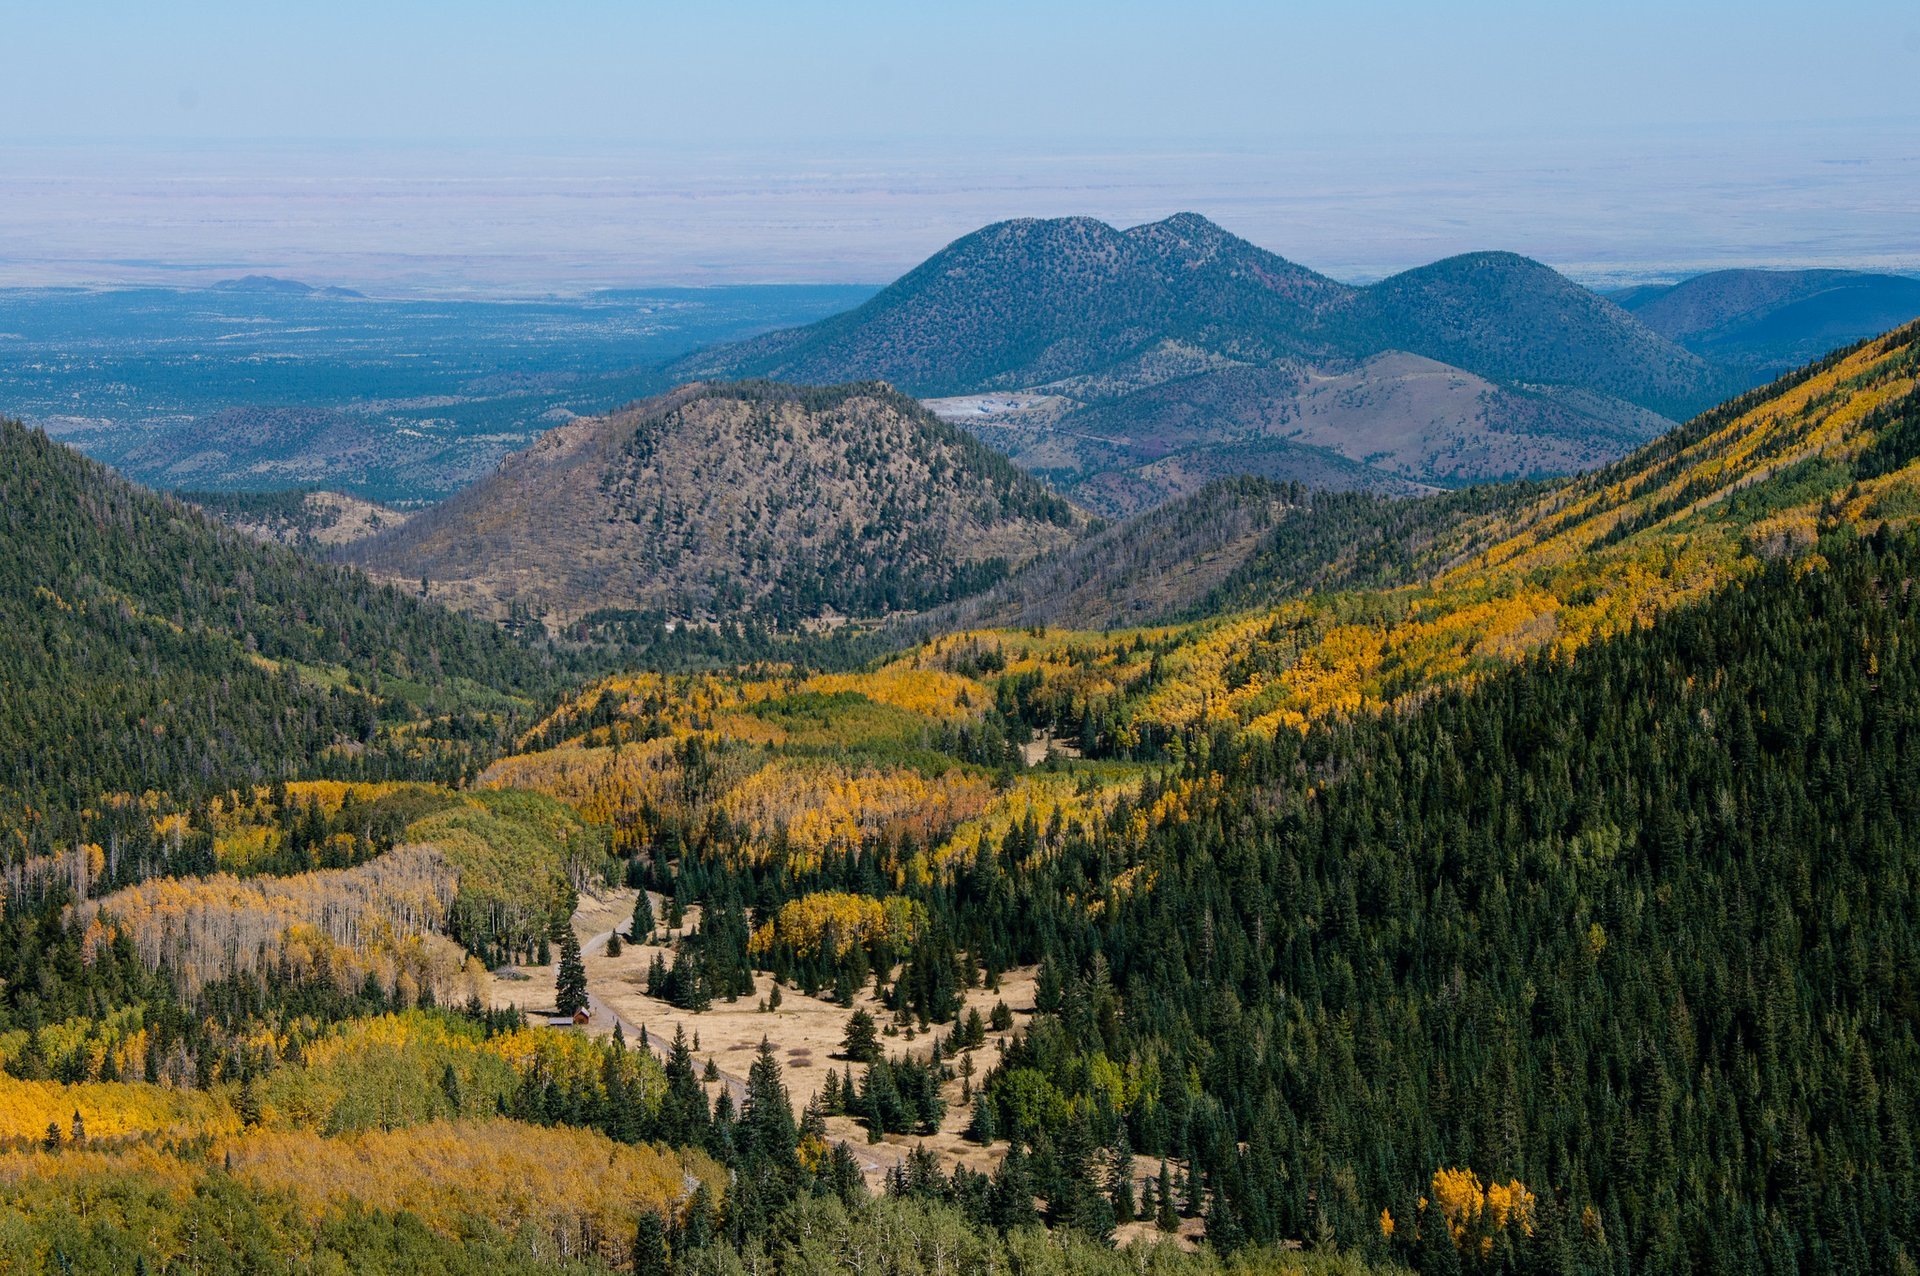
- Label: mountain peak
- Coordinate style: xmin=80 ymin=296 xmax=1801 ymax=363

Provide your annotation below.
xmin=348 ymin=382 xmax=1084 ymax=624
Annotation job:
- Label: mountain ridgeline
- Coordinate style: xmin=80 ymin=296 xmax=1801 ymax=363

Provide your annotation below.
xmin=681 ymin=214 xmax=1716 ymax=414
xmin=1614 ymin=266 xmax=1920 ymax=377
xmin=346 ymin=382 xmax=1085 ymax=628
xmin=676 ymin=213 xmax=1732 ymax=514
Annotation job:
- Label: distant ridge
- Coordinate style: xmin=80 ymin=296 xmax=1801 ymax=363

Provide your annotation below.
xmin=211 ymin=274 xmax=365 ymax=298
xmin=1613 ymin=267 xmax=1920 ymax=376
xmin=927 ymin=318 xmax=1920 ymax=634
xmin=677 ymin=213 xmax=1727 ymax=513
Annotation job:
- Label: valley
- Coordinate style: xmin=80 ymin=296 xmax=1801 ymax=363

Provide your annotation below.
xmin=11 ymin=3 xmax=1918 ymax=1270
xmin=1 ymin=269 xmax=1918 ymax=1275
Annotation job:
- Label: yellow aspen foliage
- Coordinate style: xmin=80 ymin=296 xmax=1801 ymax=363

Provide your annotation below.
xmin=803 ymin=667 xmax=987 ymax=721
xmin=749 ymin=892 xmax=925 ymax=959
xmin=1095 ymin=325 xmax=1920 ymax=740
xmin=0 ymin=1074 xmax=241 ymax=1142
xmin=1425 ymin=1166 xmax=1536 ymax=1257
xmin=720 ymin=761 xmax=995 ymax=872
xmin=931 ymin=771 xmax=1137 ymax=876
xmin=224 ymin=1120 xmax=721 ymax=1266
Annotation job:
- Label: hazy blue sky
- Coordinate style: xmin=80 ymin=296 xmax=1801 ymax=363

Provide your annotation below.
xmin=1 ymin=2 xmax=1915 ymax=291
xmin=6 ymin=0 xmax=1918 ymax=144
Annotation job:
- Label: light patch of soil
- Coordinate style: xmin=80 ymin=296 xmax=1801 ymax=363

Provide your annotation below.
xmin=300 ymin=490 xmax=411 ymax=545
xmin=1021 ymin=728 xmax=1084 ymax=768
xmin=489 ymin=885 xmax=1045 ymax=1188
xmin=921 ymin=392 xmax=1075 ymax=424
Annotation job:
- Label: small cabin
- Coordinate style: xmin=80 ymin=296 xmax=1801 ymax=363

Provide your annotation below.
xmin=546 ymin=1008 xmax=591 ymax=1028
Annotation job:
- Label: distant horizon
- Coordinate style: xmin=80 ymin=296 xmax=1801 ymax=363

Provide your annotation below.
xmin=3 ymin=1 xmax=1913 ymax=297
xmin=3 ymin=122 xmax=1916 ymax=299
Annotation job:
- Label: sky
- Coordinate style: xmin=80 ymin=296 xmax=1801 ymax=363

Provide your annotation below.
xmin=1 ymin=1 xmax=1916 ymax=292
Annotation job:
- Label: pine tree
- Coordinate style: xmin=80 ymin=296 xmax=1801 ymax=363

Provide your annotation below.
xmin=967 ymin=1097 xmax=997 ymax=1145
xmin=842 ymin=1008 xmax=881 ymax=1063
xmin=743 ymin=1037 xmax=799 ymax=1171
xmin=440 ymin=1063 xmax=463 ymax=1115
xmin=633 ymin=1211 xmax=671 ymax=1276
xmin=555 ymin=926 xmax=588 ymax=1017
xmin=632 ymin=889 xmax=654 ymax=943
xmin=1156 ymin=1161 xmax=1178 ymax=1231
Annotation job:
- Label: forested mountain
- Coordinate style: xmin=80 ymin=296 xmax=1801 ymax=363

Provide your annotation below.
xmin=674 ymin=214 xmax=1355 ymax=395
xmin=347 ymin=381 xmax=1084 ymax=627
xmin=914 ymin=475 xmax=1300 ymax=631
xmin=969 ymin=522 xmax=1920 ymax=1271
xmin=676 ymin=214 xmax=1727 ymax=514
xmin=5 ymin=320 xmax=1918 ymax=1274
xmin=0 ymin=417 xmax=558 ymax=861
xmin=453 ymin=321 xmax=1920 ymax=1273
xmin=1348 ymin=252 xmax=1715 ymax=419
xmin=1613 ymin=266 xmax=1920 ymax=379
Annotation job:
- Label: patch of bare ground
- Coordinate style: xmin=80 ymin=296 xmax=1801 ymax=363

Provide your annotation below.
xmin=490 ymin=885 xmax=1050 ymax=1189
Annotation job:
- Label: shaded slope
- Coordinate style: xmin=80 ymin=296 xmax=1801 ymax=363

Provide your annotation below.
xmin=0 ymin=418 xmax=554 ymax=855
xmin=1616 ymin=266 xmax=1920 ymax=376
xmin=914 ymin=476 xmax=1298 ymax=631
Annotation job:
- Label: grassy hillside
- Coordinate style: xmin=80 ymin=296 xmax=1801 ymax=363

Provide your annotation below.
xmin=349 ymin=381 xmax=1085 ymax=627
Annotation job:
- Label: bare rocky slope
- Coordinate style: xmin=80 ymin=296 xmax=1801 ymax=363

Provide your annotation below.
xmin=344 ymin=382 xmax=1085 ymax=626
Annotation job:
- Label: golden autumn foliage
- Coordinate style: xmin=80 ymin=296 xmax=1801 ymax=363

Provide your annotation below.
xmin=0 ymin=1073 xmax=240 ymax=1144
xmin=0 ymin=1006 xmax=150 ymax=1085
xmin=0 ymin=1007 xmax=669 ymax=1156
xmin=1090 ymin=325 xmax=1920 ymax=738
xmin=224 ymin=1120 xmax=720 ymax=1266
xmin=1424 ymin=1167 xmax=1536 ymax=1257
xmin=0 ymin=1119 xmax=720 ymax=1272
xmin=720 ymin=760 xmax=995 ymax=870
xmin=518 ymin=664 xmax=995 ymax=756
xmin=262 ymin=1011 xmax=662 ymax=1135
xmin=749 ymin=891 xmax=925 ymax=959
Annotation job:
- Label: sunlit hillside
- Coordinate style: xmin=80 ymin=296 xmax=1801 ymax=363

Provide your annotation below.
xmin=942 ymin=321 xmax=1920 ymax=746
xmin=490 ymin=324 xmax=1919 ymax=871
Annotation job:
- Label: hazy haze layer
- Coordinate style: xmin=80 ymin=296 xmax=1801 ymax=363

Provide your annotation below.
xmin=2 ymin=124 xmax=1914 ymax=296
